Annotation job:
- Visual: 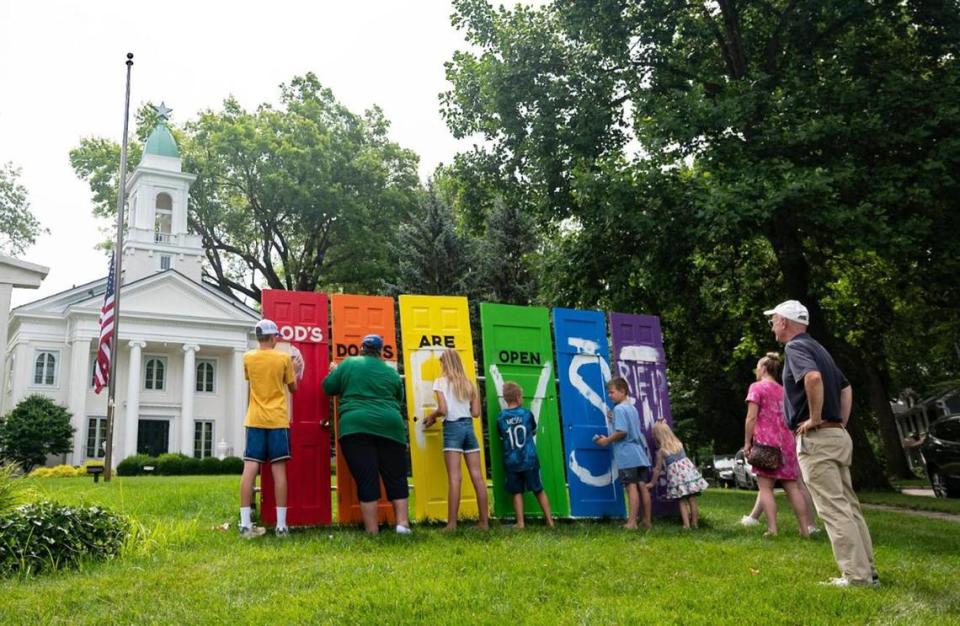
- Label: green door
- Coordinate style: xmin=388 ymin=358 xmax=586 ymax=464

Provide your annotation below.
xmin=480 ymin=303 xmax=570 ymax=518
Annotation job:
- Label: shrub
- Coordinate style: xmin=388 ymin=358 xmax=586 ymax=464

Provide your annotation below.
xmin=155 ymin=453 xmax=190 ymax=476
xmin=116 ymin=454 xmax=152 ymax=476
xmin=0 ymin=501 xmax=128 ymax=576
xmin=198 ymin=456 xmax=222 ymax=475
xmin=221 ymin=456 xmax=244 ymax=474
xmin=0 ymin=395 xmax=74 ymax=471
xmin=181 ymin=457 xmax=202 ymax=475
xmin=27 ymin=464 xmax=82 ymax=478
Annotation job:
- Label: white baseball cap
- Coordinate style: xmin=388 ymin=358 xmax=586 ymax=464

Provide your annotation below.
xmin=763 ymin=300 xmax=809 ymax=325
xmin=255 ymin=319 xmax=279 ymax=337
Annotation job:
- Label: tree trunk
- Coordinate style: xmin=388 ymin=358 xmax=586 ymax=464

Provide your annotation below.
xmin=864 ymin=362 xmax=914 ymax=479
xmin=766 ymin=217 xmax=891 ymax=490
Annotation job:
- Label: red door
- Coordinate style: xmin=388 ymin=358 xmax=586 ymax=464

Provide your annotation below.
xmin=260 ymin=289 xmax=331 ymax=526
xmin=331 ymin=294 xmax=398 ymax=525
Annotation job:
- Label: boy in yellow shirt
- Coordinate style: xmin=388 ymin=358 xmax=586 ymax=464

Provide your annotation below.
xmin=239 ymin=319 xmax=298 ymax=538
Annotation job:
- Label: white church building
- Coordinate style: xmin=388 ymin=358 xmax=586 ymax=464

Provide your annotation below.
xmin=2 ymin=112 xmax=258 ymax=466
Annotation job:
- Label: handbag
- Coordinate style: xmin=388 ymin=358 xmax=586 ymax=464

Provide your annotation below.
xmin=748 ymin=442 xmax=782 ymax=471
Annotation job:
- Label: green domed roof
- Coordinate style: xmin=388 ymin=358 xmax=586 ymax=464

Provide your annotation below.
xmin=143 ymin=123 xmax=179 ymax=158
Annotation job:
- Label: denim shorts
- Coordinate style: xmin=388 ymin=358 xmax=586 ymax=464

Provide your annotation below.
xmin=442 ymin=418 xmax=480 ymax=453
xmin=505 ymin=467 xmax=544 ymax=495
xmin=244 ymin=427 xmax=291 ymax=463
xmin=618 ymin=466 xmax=650 ymax=484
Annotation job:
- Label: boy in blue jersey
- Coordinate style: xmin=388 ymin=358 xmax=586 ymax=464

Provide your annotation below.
xmin=594 ymin=377 xmax=652 ymax=529
xmin=497 ymin=381 xmax=555 ymax=528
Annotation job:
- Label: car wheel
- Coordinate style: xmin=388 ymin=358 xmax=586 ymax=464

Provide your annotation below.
xmin=946 ymin=477 xmax=960 ymax=499
xmin=930 ymin=469 xmax=948 ymax=498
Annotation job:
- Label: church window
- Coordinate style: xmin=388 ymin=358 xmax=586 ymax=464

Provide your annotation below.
xmin=155 ymin=192 xmax=173 ymax=242
xmin=144 ymin=357 xmax=166 ymax=391
xmin=33 ymin=351 xmax=58 ymax=386
xmin=196 ymin=360 xmax=216 ymax=393
xmin=86 ymin=417 xmax=107 ymax=458
xmin=194 ymin=420 xmax=214 ymax=459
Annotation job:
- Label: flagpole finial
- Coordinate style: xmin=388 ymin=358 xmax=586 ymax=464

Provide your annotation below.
xmin=126 ymin=52 xmax=133 ymax=66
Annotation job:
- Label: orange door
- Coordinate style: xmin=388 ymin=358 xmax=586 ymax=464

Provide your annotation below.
xmin=330 ymin=294 xmax=399 ymax=525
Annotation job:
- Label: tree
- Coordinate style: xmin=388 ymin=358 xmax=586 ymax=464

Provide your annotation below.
xmin=476 ymin=197 xmax=538 ymax=305
xmin=0 ymin=163 xmax=46 ymax=256
xmin=442 ymin=0 xmax=960 ymax=485
xmin=388 ymin=187 xmax=480 ymax=296
xmin=70 ymin=74 xmax=420 ymax=300
xmin=0 ymin=395 xmax=74 ymax=472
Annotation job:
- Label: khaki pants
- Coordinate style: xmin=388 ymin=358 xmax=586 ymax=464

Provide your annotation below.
xmin=797 ymin=427 xmax=876 ymax=583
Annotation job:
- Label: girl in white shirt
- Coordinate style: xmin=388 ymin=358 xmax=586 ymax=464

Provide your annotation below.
xmin=423 ymin=348 xmax=489 ymax=530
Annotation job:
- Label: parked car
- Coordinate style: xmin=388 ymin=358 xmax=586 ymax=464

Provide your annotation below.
xmin=733 ymin=448 xmax=758 ymax=490
xmin=711 ymin=454 xmax=736 ymax=488
xmin=921 ymin=414 xmax=960 ymax=498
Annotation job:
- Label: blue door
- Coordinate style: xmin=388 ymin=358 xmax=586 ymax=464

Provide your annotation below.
xmin=552 ymin=307 xmax=623 ymax=518
xmin=609 ymin=311 xmax=678 ymax=517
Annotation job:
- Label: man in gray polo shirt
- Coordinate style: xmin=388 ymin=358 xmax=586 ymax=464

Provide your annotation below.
xmin=766 ymin=300 xmax=877 ymax=587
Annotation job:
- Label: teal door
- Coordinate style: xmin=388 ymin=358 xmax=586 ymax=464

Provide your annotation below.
xmin=480 ymin=303 xmax=570 ymax=518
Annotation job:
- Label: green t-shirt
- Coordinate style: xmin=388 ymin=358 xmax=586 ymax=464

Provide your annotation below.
xmin=322 ymin=355 xmax=406 ymax=445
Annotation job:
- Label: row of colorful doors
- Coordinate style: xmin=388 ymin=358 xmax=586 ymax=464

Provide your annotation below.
xmin=260 ymin=290 xmax=675 ymax=526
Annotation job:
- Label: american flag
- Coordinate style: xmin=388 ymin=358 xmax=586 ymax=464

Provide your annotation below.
xmin=93 ymin=253 xmax=116 ymax=394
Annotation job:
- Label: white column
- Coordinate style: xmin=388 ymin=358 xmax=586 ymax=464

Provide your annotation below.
xmin=123 ymin=340 xmax=146 ymax=459
xmin=229 ymin=347 xmax=246 ymax=458
xmin=180 ymin=343 xmax=199 ymax=456
xmin=68 ymin=337 xmax=92 ymax=465
xmin=0 ymin=283 xmax=13 ymax=417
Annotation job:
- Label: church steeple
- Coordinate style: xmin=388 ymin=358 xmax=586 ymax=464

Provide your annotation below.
xmin=122 ymin=102 xmax=202 ymax=283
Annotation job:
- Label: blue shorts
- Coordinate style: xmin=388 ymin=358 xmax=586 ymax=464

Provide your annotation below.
xmin=505 ymin=467 xmax=544 ymax=494
xmin=243 ymin=427 xmax=291 ymax=463
xmin=442 ymin=419 xmax=480 ymax=453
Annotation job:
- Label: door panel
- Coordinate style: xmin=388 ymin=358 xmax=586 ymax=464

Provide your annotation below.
xmin=552 ymin=307 xmax=623 ymax=518
xmin=260 ymin=289 xmax=331 ymax=527
xmin=331 ymin=294 xmax=398 ymax=525
xmin=137 ymin=419 xmax=169 ymax=457
xmin=399 ymin=295 xmax=485 ymax=522
xmin=480 ymin=303 xmax=570 ymax=518
xmin=609 ymin=312 xmax=678 ymax=516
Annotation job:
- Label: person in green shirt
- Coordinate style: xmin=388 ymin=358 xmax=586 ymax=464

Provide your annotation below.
xmin=323 ymin=334 xmax=410 ymax=535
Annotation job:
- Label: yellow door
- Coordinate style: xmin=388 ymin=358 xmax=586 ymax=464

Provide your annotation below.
xmin=399 ymin=295 xmax=486 ymax=521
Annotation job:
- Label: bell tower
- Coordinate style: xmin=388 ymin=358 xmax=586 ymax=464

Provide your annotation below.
xmin=122 ymin=103 xmax=202 ymax=283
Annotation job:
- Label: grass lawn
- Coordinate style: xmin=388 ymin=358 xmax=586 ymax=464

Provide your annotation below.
xmin=1 ymin=477 xmax=958 ymax=625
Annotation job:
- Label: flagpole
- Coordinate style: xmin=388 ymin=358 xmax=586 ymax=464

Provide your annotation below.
xmin=103 ymin=52 xmax=134 ymax=482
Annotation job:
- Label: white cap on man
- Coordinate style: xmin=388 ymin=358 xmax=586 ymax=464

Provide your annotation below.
xmin=763 ymin=300 xmax=809 ymax=325
xmin=255 ymin=319 xmax=279 ymax=338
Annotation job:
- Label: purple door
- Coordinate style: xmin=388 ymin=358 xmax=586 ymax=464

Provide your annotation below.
xmin=609 ymin=312 xmax=678 ymax=516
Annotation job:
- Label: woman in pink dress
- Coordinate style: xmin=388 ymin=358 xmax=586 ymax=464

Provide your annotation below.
xmin=742 ymin=353 xmax=814 ymax=537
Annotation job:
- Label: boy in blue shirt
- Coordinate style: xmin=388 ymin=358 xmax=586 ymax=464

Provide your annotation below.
xmin=595 ymin=377 xmax=652 ymax=529
xmin=497 ymin=381 xmax=555 ymax=528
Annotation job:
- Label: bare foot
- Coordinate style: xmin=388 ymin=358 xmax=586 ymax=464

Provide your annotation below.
xmin=642 ymin=522 xmax=652 ymax=530
xmin=514 ymin=523 xmax=525 ymax=530
xmin=441 ymin=524 xmax=457 ymax=533
xmin=623 ymin=523 xmax=638 ymax=530
xmin=477 ymin=521 xmax=489 ymax=530
xmin=546 ymin=520 xmax=556 ymax=528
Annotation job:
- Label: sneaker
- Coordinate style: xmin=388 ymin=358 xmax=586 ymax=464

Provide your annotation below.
xmin=395 ymin=525 xmax=412 ymax=535
xmin=239 ymin=525 xmax=266 ymax=540
xmin=739 ymin=515 xmax=760 ymax=527
xmin=808 ymin=525 xmax=822 ymax=535
xmin=819 ymin=577 xmax=878 ymax=588
xmin=275 ymin=527 xmax=290 ymax=538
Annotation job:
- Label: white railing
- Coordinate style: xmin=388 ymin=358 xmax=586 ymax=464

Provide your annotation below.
xmin=154 ymin=232 xmax=173 ymax=244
